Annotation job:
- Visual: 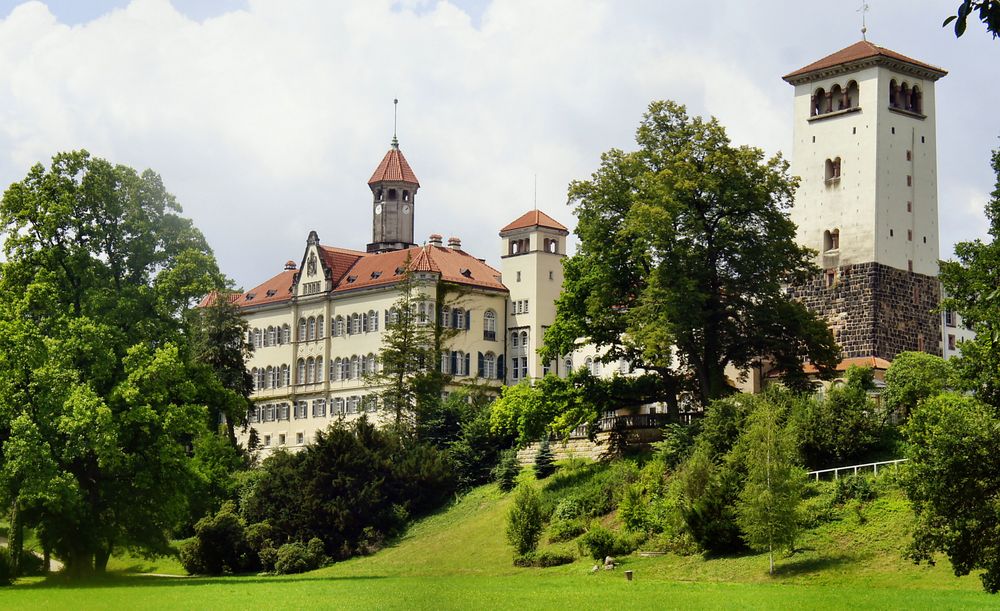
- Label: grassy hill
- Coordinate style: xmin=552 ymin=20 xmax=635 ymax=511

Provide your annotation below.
xmin=2 ymin=462 xmax=997 ymax=609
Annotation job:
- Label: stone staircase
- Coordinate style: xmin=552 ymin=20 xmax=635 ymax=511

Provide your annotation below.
xmin=516 ymin=427 xmax=664 ymax=465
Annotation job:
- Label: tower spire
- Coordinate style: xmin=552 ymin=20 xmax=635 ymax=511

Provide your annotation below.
xmin=392 ymin=98 xmax=399 ymax=149
xmin=858 ymin=1 xmax=869 ymax=40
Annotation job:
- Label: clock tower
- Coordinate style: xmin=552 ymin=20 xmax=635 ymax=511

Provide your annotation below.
xmin=366 ymin=134 xmax=420 ymax=253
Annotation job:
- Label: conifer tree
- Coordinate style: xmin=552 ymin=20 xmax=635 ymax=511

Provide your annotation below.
xmin=533 ymin=439 xmax=556 ymax=479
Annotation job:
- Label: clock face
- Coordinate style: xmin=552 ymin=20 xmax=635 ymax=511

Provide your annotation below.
xmin=375 ymin=204 xmax=383 ymax=215
xmin=402 ymin=205 xmax=410 ymax=215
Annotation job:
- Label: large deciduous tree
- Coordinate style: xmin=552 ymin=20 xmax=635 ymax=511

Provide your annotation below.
xmin=541 ymin=101 xmax=839 ymax=407
xmin=943 ymin=1 xmax=1000 ymax=39
xmin=939 ymin=148 xmax=1000 ymax=408
xmin=0 ymin=150 xmax=225 ymax=575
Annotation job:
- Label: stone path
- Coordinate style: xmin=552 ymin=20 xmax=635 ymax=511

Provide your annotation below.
xmin=0 ymin=536 xmax=65 ymax=572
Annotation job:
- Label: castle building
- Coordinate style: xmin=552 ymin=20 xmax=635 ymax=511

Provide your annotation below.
xmin=782 ymin=40 xmax=947 ymax=361
xmin=227 ymin=135 xmax=570 ymax=453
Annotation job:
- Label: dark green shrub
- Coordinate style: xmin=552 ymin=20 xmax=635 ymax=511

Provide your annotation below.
xmin=652 ymin=423 xmax=695 ymax=469
xmin=506 ymin=485 xmax=543 ymax=556
xmin=513 ymin=550 xmax=576 ymax=567
xmin=0 ymin=550 xmax=11 ymax=586
xmin=534 ymin=440 xmax=556 ymax=479
xmin=180 ymin=502 xmax=255 ymax=575
xmin=619 ymin=484 xmax=649 ymax=533
xmin=793 ymin=367 xmax=884 ymax=467
xmin=257 ymin=545 xmax=278 ymax=573
xmin=493 ymin=448 xmax=521 ymax=492
xmin=548 ymin=518 xmax=586 ymax=543
xmin=833 ymin=474 xmax=877 ymax=504
xmin=551 ymin=498 xmax=583 ymax=522
xmin=274 ymin=542 xmax=310 ymax=575
xmin=579 ymin=525 xmax=617 ymax=560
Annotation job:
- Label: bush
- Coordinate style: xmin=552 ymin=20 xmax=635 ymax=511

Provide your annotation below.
xmin=272 ymin=538 xmax=326 ymax=575
xmin=513 ymin=550 xmax=575 ymax=567
xmin=506 ymin=485 xmax=543 ymax=556
xmin=619 ymin=483 xmax=649 ymax=533
xmin=534 ymin=440 xmax=556 ymax=479
xmin=552 ymin=497 xmax=583 ymax=522
xmin=579 ymin=525 xmax=617 ymax=561
xmin=493 ymin=448 xmax=521 ymax=492
xmin=180 ymin=502 xmax=255 ymax=575
xmin=793 ymin=367 xmax=884 ymax=467
xmin=548 ymin=518 xmax=586 ymax=543
xmin=833 ymin=474 xmax=877 ymax=505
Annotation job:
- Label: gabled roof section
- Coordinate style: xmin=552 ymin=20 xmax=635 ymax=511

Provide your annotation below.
xmin=197 ymin=290 xmax=241 ymax=308
xmin=317 ymin=245 xmax=366 ymax=285
xmin=368 ymin=146 xmax=420 ymax=186
xmin=332 ymin=244 xmax=505 ymax=293
xmin=783 ymin=40 xmax=947 ymax=84
xmin=500 ymin=209 xmax=569 ymax=234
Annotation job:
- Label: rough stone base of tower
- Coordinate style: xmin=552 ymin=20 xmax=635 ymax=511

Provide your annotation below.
xmin=787 ymin=262 xmax=942 ymax=359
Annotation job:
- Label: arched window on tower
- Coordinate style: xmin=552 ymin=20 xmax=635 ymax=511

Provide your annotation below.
xmin=812 ymin=87 xmax=826 ymax=116
xmin=831 ymin=84 xmax=844 ymax=110
xmin=388 ymin=188 xmax=397 ymax=200
xmin=824 ymin=157 xmax=841 ymax=183
xmin=402 ymin=190 xmax=410 ymax=202
xmin=846 ymin=80 xmax=859 ymax=109
xmin=889 ymin=79 xmax=899 ymax=108
xmin=824 ymin=229 xmax=840 ymax=252
xmin=911 ymin=85 xmax=922 ymax=114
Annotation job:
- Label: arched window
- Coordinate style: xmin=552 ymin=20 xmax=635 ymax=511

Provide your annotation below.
xmin=367 ymin=353 xmax=376 ymax=375
xmin=441 ymin=306 xmax=451 ymax=327
xmin=388 ymin=307 xmax=399 ymax=325
xmin=402 ymin=190 xmax=410 ymax=202
xmin=265 ymin=366 xmax=274 ymax=389
xmin=911 ymin=85 xmax=922 ymax=114
xmin=585 ymin=357 xmax=593 ymax=373
xmin=483 ymin=310 xmax=496 ymax=340
xmin=830 ymin=84 xmax=843 ymax=110
xmin=484 ymin=352 xmax=496 ymax=379
xmin=296 ymin=358 xmax=305 ymax=384
xmin=350 ymin=355 xmax=360 ymax=379
xmin=455 ymin=351 xmax=466 ymax=376
xmin=368 ymin=310 xmax=378 ymax=332
xmin=315 ymin=357 xmax=323 ymax=382
xmin=520 ymin=331 xmax=528 ymax=351
xmin=362 ymin=312 xmax=369 ymax=333
xmin=334 ymin=316 xmax=344 ymax=337
xmin=282 ymin=324 xmax=291 ymax=344
xmin=253 ymin=328 xmax=262 ymax=348
xmin=812 ymin=87 xmax=826 ymax=116
xmin=250 ymin=367 xmax=258 ymax=391
xmin=298 ymin=318 xmax=306 ymax=341
xmin=340 ymin=358 xmax=349 ymax=380
xmin=564 ymin=357 xmax=572 ymax=374
xmin=265 ymin=326 xmax=274 ymax=346
xmin=351 ymin=313 xmax=360 ymax=335
xmin=280 ymin=364 xmax=289 ymax=387
xmin=846 ymin=80 xmax=859 ymax=109
xmin=388 ymin=188 xmax=397 ymax=200
xmin=591 ymin=358 xmax=601 ymax=376
xmin=511 ymin=331 xmax=518 ymax=348
xmin=334 ymin=397 xmax=345 ymax=414
xmin=316 ymin=315 xmax=324 ymax=339
xmin=825 ymin=157 xmax=841 ymax=182
xmin=900 ymin=83 xmax=911 ymax=111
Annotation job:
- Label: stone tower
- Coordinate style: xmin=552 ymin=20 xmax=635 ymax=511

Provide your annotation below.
xmin=499 ymin=209 xmax=569 ymax=383
xmin=366 ymin=136 xmax=419 ymax=253
xmin=783 ymin=41 xmax=947 ymax=358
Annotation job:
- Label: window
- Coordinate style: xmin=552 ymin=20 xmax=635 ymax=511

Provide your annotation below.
xmin=297 ymin=359 xmax=305 ymax=384
xmin=369 ymin=310 xmax=379 ymax=332
xmin=523 ymin=300 xmax=529 ymax=314
xmin=823 ymin=229 xmax=840 ymax=252
xmin=331 ymin=358 xmax=341 ymax=381
xmin=350 ymin=355 xmax=359 ymax=379
xmin=317 ymin=316 xmax=324 ymax=339
xmin=907 ymin=201 xmax=912 ymax=212
xmin=564 ymin=357 xmax=572 ymax=374
xmin=340 ymin=358 xmax=349 ymax=380
xmin=253 ymin=328 xmax=262 ymax=348
xmin=824 ymin=158 xmax=841 ymax=182
xmin=520 ymin=331 xmax=528 ymax=352
xmin=948 ymin=334 xmax=956 ymax=351
xmin=351 ymin=313 xmax=360 ymax=335
xmin=294 ymin=401 xmax=308 ymax=419
xmin=511 ymin=357 xmax=519 ymax=380
xmin=298 ymin=318 xmax=306 ymax=341
xmin=825 ymin=269 xmax=835 ymax=288
xmin=484 ymin=352 xmax=496 ymax=379
xmin=263 ymin=434 xmax=271 ymax=447
xmin=312 ymin=399 xmax=326 ymax=418
xmin=906 ymin=175 xmax=912 ymax=187
xmin=945 ymin=310 xmax=956 ymax=327
xmin=278 ymin=433 xmax=286 ymax=446
xmin=282 ymin=324 xmax=291 ymax=343
xmin=511 ymin=331 xmax=518 ymax=348
xmin=267 ymin=326 xmax=276 ymax=346
xmin=296 ymin=432 xmax=304 ymax=445
xmin=890 ymin=229 xmax=894 ymax=237
xmin=516 ymin=271 xmax=521 ymax=282
xmin=549 ymin=270 xmax=554 ymax=280
xmin=520 ymin=357 xmax=528 ymax=380
xmin=483 ymin=310 xmax=497 ymax=341
xmin=334 ymin=397 xmax=345 ymax=415
xmin=277 ymin=404 xmax=289 ymax=421
xmin=363 ymin=395 xmax=377 ymax=413
xmin=906 ymin=150 xmax=912 ymax=161
xmin=306 ymin=358 xmax=315 ymax=384
xmin=907 ymin=229 xmax=913 ymax=241
xmin=315 ymin=357 xmax=323 ymax=382
xmin=308 ymin=317 xmax=316 ymax=340
xmin=908 ymin=260 xmax=913 ymax=273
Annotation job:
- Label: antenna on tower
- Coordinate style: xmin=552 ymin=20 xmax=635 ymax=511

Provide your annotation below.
xmin=858 ymin=1 xmax=869 ymax=40
xmin=392 ymin=98 xmax=399 ymax=148
xmin=533 ymin=173 xmax=538 ymax=211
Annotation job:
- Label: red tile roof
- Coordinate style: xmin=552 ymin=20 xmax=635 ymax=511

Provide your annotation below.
xmin=197 ymin=290 xmax=241 ymax=308
xmin=236 ymin=269 xmax=298 ymax=307
xmin=768 ymin=356 xmax=893 ymax=378
xmin=783 ymin=41 xmax=946 ymax=82
xmin=232 ymin=243 xmax=505 ymax=309
xmin=368 ymin=146 xmax=420 ymax=186
xmin=500 ymin=209 xmax=568 ymax=233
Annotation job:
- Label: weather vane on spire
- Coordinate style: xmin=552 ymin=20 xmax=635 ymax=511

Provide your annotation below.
xmin=858 ymin=1 xmax=870 ymax=40
xmin=392 ymin=98 xmax=399 ymax=148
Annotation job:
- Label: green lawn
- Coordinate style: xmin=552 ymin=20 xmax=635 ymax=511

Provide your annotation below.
xmin=1 ymin=473 xmax=997 ymax=609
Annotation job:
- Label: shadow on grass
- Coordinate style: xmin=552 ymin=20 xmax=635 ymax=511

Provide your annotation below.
xmin=775 ymin=554 xmax=852 ymax=577
xmin=18 ymin=572 xmax=389 ymax=590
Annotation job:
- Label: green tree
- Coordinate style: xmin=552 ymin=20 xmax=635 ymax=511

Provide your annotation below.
xmin=541 ymin=101 xmax=839 ymax=407
xmin=533 ymin=439 xmax=556 ymax=479
xmin=492 ymin=448 xmax=521 ymax=492
xmin=0 ymin=151 xmax=224 ymax=575
xmin=793 ymin=366 xmax=883 ymax=467
xmin=505 ymin=484 xmax=543 ymax=558
xmin=903 ymin=392 xmax=1000 ymax=592
xmin=940 ymin=148 xmax=1000 ymax=408
xmin=736 ymin=395 xmax=805 ymax=575
xmin=187 ymin=296 xmax=254 ymax=447
xmin=943 ymin=1 xmax=1000 ymax=38
xmin=883 ymin=352 xmax=953 ymax=418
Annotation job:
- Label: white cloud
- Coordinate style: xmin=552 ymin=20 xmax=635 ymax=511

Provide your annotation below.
xmin=0 ymin=0 xmax=995 ymax=288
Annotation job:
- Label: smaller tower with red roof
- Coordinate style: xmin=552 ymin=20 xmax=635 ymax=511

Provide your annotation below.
xmin=367 ymin=112 xmax=420 ymax=253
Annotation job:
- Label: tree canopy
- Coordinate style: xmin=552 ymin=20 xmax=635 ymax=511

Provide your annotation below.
xmin=0 ymin=150 xmax=226 ymax=575
xmin=541 ymin=101 xmax=839 ymax=407
xmin=943 ymin=1 xmax=1000 ymax=39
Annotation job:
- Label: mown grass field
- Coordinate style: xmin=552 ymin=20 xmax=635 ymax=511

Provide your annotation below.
xmin=1 ymin=471 xmax=997 ymax=609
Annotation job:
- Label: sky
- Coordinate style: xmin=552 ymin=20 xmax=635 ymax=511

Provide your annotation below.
xmin=0 ymin=0 xmax=997 ymax=290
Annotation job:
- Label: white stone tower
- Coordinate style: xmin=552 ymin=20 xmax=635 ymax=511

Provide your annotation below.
xmin=783 ymin=41 xmax=947 ymax=358
xmin=499 ymin=210 xmax=569 ymax=383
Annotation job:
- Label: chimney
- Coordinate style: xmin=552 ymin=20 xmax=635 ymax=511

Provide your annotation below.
xmin=284 ymin=260 xmax=297 ymax=271
xmin=429 ymin=233 xmax=443 ymax=246
xmin=447 ymin=236 xmax=461 ymax=249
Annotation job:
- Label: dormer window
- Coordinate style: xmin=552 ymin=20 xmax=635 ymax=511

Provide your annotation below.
xmin=244 ymin=293 xmax=256 ymax=301
xmin=265 ymin=289 xmax=277 ymax=297
xmin=371 ymin=271 xmax=382 ymax=279
xmin=460 ymin=268 xmax=472 ymax=278
xmin=347 ymin=275 xmax=357 ymax=283
xmin=394 ymin=266 xmax=405 ymax=275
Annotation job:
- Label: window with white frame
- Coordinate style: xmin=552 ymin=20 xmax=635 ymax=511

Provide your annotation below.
xmin=484 ymin=352 xmax=496 ymax=379
xmin=297 ymin=359 xmax=305 ymax=384
xmin=484 ymin=310 xmax=497 ymax=340
xmin=312 ymin=399 xmax=326 ymax=418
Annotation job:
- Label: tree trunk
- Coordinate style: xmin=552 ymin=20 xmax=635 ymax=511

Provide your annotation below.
xmin=9 ymin=503 xmax=22 ymax=577
xmin=95 ymin=544 xmax=112 ymax=573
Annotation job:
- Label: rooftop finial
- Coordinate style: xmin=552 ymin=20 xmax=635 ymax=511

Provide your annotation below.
xmin=391 ymin=98 xmax=399 ymax=148
xmin=858 ymin=1 xmax=869 ymax=40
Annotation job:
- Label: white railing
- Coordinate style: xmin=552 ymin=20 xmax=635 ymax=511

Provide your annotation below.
xmin=808 ymin=458 xmax=908 ymax=481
